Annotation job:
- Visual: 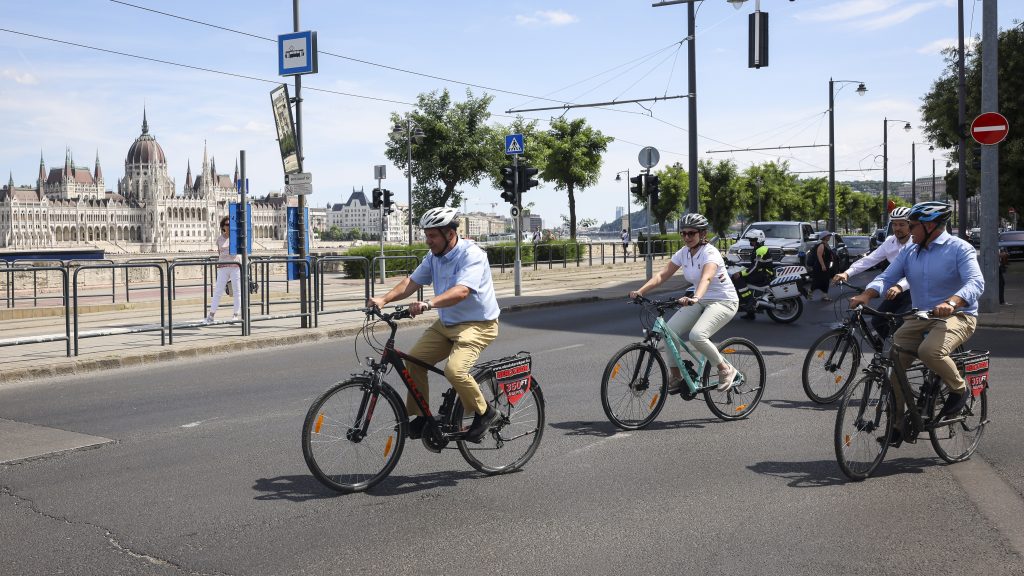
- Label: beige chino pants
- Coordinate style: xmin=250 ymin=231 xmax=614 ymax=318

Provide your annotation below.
xmin=892 ymin=313 xmax=977 ymax=415
xmin=405 ymin=319 xmax=499 ymax=417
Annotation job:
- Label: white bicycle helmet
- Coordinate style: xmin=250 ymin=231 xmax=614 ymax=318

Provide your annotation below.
xmin=680 ymin=213 xmax=709 ymax=231
xmin=889 ymin=206 xmax=911 ymax=221
xmin=419 ymin=206 xmax=460 ymax=229
xmin=743 ymin=229 xmax=766 ymax=244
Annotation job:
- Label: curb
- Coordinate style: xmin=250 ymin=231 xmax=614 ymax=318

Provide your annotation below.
xmin=0 ymin=293 xmax=631 ymax=385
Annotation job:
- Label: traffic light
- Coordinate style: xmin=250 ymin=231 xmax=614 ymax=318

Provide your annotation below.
xmin=500 ymin=166 xmax=516 ymax=204
xmin=382 ymin=189 xmax=394 ymax=212
xmin=629 ymin=174 xmax=644 ymax=198
xmin=519 ymin=165 xmax=539 ymax=193
xmin=647 ymin=175 xmax=660 ymax=206
xmin=371 ymin=188 xmax=383 ymax=209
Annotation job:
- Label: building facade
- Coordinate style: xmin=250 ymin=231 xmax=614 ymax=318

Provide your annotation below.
xmin=0 ymin=112 xmax=291 ymax=253
xmin=326 ymin=189 xmax=408 ymax=244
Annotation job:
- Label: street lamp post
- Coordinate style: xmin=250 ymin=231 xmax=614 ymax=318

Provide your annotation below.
xmin=755 ymin=175 xmax=763 ymax=221
xmin=615 ymin=170 xmax=632 ymax=238
xmin=930 ymin=145 xmax=936 ymax=201
xmin=391 ymin=119 xmax=425 ymax=245
xmin=828 ymin=78 xmax=867 ymax=232
xmin=910 ymin=142 xmax=935 ymax=205
xmin=883 ymin=117 xmax=912 ymax=222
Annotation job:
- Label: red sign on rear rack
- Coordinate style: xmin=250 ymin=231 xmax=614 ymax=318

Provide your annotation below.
xmin=490 ymin=353 xmax=532 ymax=406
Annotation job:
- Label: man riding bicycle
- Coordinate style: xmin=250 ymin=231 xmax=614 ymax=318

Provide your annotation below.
xmin=629 ymin=213 xmax=739 ymax=393
xmin=847 ymin=201 xmax=984 ymax=446
xmin=730 ymin=229 xmax=775 ymax=320
xmin=833 ymin=206 xmax=914 ymax=338
xmin=367 ymin=206 xmax=500 ymax=443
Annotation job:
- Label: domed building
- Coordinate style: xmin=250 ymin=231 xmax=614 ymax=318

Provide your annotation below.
xmin=0 ymin=110 xmax=291 ymax=252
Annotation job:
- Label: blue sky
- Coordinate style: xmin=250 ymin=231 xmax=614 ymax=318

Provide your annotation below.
xmin=2 ymin=1 xmax=1020 ymax=227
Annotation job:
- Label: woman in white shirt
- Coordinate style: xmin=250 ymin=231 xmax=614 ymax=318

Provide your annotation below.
xmin=629 ymin=213 xmax=740 ymax=391
xmin=204 ymin=216 xmax=241 ymax=323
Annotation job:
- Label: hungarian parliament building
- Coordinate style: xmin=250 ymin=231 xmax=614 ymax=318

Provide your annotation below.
xmin=0 ymin=112 xmax=294 ymax=253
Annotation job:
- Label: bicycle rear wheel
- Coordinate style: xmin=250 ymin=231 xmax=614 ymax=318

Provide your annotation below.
xmin=834 ymin=374 xmax=892 ymax=481
xmin=600 ymin=343 xmax=668 ymax=429
xmin=928 ymin=382 xmax=988 ymax=463
xmin=456 ymin=377 xmax=545 ymax=474
xmin=802 ymin=329 xmax=860 ymax=404
xmin=301 ymin=378 xmax=406 ymax=493
xmin=703 ymin=337 xmax=766 ymax=421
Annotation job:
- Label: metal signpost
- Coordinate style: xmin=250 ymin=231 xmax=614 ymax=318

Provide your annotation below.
xmin=375 ymin=166 xmax=387 ymax=284
xmin=638 ymin=147 xmax=660 ymax=279
xmin=506 ymin=134 xmax=524 ymax=296
xmin=277 ymin=1 xmax=317 ymax=327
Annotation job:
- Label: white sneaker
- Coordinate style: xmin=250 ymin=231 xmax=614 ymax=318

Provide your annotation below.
xmin=202 ymin=315 xmax=214 ymax=325
xmin=717 ymin=365 xmax=736 ymax=392
xmin=231 ymin=314 xmax=241 ymax=321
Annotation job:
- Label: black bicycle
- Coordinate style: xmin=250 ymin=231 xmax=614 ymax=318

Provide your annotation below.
xmin=301 ymin=306 xmax=545 ymax=493
xmin=834 ymin=305 xmax=990 ymax=481
xmin=802 ymin=282 xmax=959 ymax=404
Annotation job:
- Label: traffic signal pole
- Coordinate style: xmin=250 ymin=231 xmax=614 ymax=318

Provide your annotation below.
xmin=377 ymin=179 xmax=386 ymax=284
xmin=513 ymin=154 xmax=521 ymax=296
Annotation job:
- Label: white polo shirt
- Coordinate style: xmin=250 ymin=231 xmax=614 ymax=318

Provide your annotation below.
xmin=670 ymin=243 xmax=738 ymax=302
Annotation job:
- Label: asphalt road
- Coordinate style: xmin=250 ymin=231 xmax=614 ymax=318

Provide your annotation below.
xmin=2 ymin=278 xmax=1023 ymax=576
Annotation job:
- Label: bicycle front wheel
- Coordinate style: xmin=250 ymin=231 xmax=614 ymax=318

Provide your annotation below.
xmin=928 ymin=382 xmax=988 ymax=463
xmin=301 ymin=378 xmax=406 ymax=493
xmin=802 ymin=329 xmax=861 ymax=404
xmin=456 ymin=377 xmax=545 ymax=474
xmin=703 ymin=337 xmax=766 ymax=421
xmin=600 ymin=343 xmax=668 ymax=430
xmin=834 ymin=374 xmax=892 ymax=481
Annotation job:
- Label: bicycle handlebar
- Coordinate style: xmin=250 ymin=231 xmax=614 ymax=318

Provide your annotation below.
xmin=363 ymin=305 xmax=413 ymax=323
xmin=835 ymin=281 xmax=866 ymax=294
xmin=630 ymin=294 xmax=682 ymax=311
xmin=854 ymin=304 xmax=941 ymax=323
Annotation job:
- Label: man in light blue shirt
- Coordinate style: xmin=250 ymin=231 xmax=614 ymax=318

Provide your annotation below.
xmin=849 ymin=202 xmax=984 ymax=445
xmin=368 ymin=207 xmax=500 ymax=443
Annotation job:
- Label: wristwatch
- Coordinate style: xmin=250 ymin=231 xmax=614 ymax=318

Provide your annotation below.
xmin=945 ymin=299 xmax=958 ymax=308
xmin=424 ymin=300 xmax=434 ymax=311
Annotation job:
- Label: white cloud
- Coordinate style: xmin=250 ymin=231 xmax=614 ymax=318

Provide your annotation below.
xmin=2 ymin=68 xmax=38 ymax=85
xmin=858 ymin=2 xmax=935 ymax=30
xmin=917 ymin=36 xmax=978 ymax=55
xmin=515 ymin=10 xmax=578 ymax=27
xmin=795 ymin=0 xmax=897 ymax=22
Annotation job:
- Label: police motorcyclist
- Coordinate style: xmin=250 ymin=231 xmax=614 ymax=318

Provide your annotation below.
xmin=731 ymin=229 xmax=775 ymax=320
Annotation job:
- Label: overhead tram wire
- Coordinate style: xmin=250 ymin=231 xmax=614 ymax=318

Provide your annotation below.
xmin=0 ymin=28 xmax=417 ymax=107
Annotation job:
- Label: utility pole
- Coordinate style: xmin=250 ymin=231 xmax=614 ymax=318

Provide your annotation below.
xmin=979 ymin=0 xmax=999 ymax=312
xmin=956 ymin=0 xmax=968 ymax=238
xmin=239 ymin=151 xmax=249 ymax=336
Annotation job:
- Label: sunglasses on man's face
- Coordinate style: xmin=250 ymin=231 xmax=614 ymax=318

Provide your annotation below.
xmin=682 ymin=230 xmax=700 ymax=238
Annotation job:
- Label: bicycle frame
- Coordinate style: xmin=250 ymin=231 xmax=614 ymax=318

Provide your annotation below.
xmin=648 ymin=315 xmax=711 ymax=394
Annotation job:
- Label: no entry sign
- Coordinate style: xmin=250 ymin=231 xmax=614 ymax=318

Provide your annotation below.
xmin=970 ymin=112 xmax=1009 ymax=145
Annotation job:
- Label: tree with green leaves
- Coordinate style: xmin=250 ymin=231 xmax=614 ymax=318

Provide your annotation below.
xmin=647 ymin=163 xmax=689 ymax=234
xmin=698 ymin=159 xmax=742 ymax=237
xmin=385 ymin=89 xmax=499 ymax=221
xmin=920 ymin=21 xmax=1024 ymax=220
xmin=534 ymin=117 xmax=613 ymax=240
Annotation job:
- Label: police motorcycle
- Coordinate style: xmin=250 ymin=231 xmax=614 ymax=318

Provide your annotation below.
xmin=724 ymin=230 xmax=810 ymax=324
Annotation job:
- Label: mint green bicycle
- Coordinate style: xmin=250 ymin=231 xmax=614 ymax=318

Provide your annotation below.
xmin=600 ymin=296 xmax=766 ymax=429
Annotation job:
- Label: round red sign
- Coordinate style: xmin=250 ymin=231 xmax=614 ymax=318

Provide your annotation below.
xmin=970 ymin=112 xmax=1009 ymax=145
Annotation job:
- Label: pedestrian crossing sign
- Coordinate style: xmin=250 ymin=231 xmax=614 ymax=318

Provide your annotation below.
xmin=505 ymin=134 xmax=524 ymax=155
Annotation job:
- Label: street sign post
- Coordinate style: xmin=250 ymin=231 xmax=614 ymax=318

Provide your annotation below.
xmin=638 ymin=146 xmax=660 ymax=169
xmin=278 ymin=31 xmax=318 ymax=76
xmin=284 ymin=172 xmax=312 ymax=196
xmin=970 ymin=112 xmax=1009 ymax=145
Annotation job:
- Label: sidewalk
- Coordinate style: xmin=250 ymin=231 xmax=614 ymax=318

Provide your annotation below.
xmin=1 ymin=260 xmax=1021 ymax=385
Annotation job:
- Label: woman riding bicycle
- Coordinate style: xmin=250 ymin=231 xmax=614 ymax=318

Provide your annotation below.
xmin=628 ymin=213 xmax=739 ymax=392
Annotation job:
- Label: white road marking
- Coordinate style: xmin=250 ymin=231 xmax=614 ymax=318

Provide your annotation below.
xmin=567 ymin=432 xmax=632 ymax=457
xmin=543 ymin=344 xmax=586 ymax=353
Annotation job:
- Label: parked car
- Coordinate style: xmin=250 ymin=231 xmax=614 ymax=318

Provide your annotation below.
xmin=968 ymin=227 xmax=982 ymax=247
xmin=999 ymin=231 xmax=1024 ymax=260
xmin=842 ymin=235 xmax=872 ymax=263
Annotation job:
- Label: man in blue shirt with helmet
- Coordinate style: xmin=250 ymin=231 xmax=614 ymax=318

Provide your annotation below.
xmin=848 ymin=201 xmax=984 ymax=446
xmin=368 ymin=206 xmax=501 ymax=444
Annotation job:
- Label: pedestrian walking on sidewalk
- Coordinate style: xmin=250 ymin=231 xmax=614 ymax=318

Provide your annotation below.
xmin=621 ymin=228 xmax=630 ymax=255
xmin=204 ymin=216 xmax=241 ymax=324
xmin=807 ymin=230 xmax=835 ymax=302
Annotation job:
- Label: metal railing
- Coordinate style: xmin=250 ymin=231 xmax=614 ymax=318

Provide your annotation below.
xmin=72 ymin=263 xmax=165 ymax=356
xmin=247 ymin=257 xmax=312 ymax=326
xmin=166 ymin=260 xmax=244 ymax=344
xmin=0 ymin=265 xmax=71 ymax=356
xmin=312 ymin=255 xmax=370 ymax=328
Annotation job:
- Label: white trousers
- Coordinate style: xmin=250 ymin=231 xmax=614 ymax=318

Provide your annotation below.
xmin=663 ymin=299 xmax=738 ymax=367
xmin=209 ymin=266 xmax=241 ymax=317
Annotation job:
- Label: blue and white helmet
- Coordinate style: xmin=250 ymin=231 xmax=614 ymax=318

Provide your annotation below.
xmin=908 ymin=201 xmax=952 ymax=223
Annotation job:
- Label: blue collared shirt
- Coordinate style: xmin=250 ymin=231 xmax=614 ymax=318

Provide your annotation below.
xmin=874 ymin=231 xmax=985 ymax=316
xmin=411 ymin=239 xmax=500 ymax=326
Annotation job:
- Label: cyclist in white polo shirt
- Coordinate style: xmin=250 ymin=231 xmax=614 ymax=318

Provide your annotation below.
xmin=629 ymin=213 xmax=740 ymax=392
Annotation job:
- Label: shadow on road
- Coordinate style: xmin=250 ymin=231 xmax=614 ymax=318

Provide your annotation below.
xmin=252 ymin=475 xmax=341 ymax=502
xmin=762 ymin=398 xmax=838 ymax=412
xmin=252 ymin=469 xmax=490 ymax=500
xmin=550 ymin=417 xmax=716 ymax=437
xmin=747 ymin=456 xmax=934 ymax=488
